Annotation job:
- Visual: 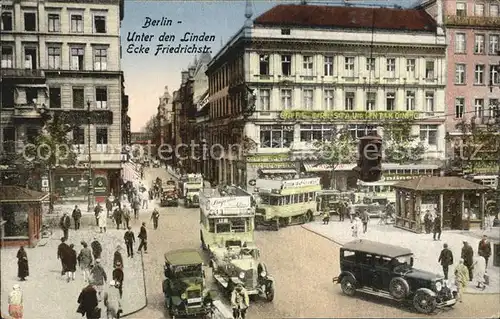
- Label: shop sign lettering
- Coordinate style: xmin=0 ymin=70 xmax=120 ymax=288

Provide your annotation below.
xmin=246 ymin=154 xmax=289 ymax=162
xmin=207 ymin=197 xmax=251 ymax=210
xmin=279 ymin=110 xmax=417 ymax=121
xmin=248 ymin=162 xmax=293 ymax=168
xmin=281 ymin=178 xmax=321 ymax=189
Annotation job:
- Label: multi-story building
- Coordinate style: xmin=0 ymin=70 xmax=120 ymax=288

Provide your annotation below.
xmin=419 ymin=0 xmax=500 ymax=188
xmin=0 ymin=0 xmax=126 ymax=201
xmin=156 ymin=86 xmax=172 ymax=148
xmin=204 ymin=3 xmax=447 ymax=189
xmin=171 ymin=54 xmax=211 ymax=173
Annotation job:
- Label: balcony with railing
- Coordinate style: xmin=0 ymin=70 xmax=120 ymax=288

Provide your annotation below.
xmin=444 ymin=15 xmax=500 ymax=27
xmin=1 ymin=69 xmax=45 ymax=79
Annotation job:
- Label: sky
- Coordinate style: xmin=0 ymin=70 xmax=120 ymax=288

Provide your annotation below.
xmin=121 ymin=0 xmax=419 ymax=131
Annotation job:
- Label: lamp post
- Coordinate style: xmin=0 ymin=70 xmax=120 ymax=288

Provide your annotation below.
xmin=87 ymin=100 xmax=94 ymax=212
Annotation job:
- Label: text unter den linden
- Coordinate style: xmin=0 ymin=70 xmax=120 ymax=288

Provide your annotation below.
xmin=126 ymin=17 xmax=215 ymax=55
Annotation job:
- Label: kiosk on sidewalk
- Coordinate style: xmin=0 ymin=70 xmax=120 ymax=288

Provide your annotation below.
xmin=0 ymin=186 xmax=49 ymax=247
xmin=393 ymin=177 xmax=490 ymax=233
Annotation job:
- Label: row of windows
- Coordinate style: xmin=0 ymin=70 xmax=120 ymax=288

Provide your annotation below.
xmin=454 ymin=98 xmax=498 ymax=118
xmin=1 ymin=10 xmax=107 ymax=33
xmin=209 ymin=56 xmax=244 ymax=94
xmin=454 ymin=33 xmax=499 ymax=55
xmin=454 ymin=64 xmax=499 ymax=85
xmin=455 ymin=1 xmax=499 ymax=17
xmin=257 ymin=88 xmax=436 ymax=112
xmin=2 ymin=126 xmax=110 ymax=151
xmin=2 ymin=86 xmax=108 ymax=109
xmin=260 ymin=192 xmax=316 ymax=205
xmin=258 ymin=124 xmax=439 ymax=148
xmin=258 ymin=54 xmax=437 ymax=79
xmin=1 ymin=45 xmax=108 ymax=71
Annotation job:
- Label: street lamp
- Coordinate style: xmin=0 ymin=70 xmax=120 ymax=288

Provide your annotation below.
xmin=87 ymin=100 xmax=94 ymax=212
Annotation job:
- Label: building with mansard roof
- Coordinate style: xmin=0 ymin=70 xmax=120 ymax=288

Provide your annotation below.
xmin=203 ymin=3 xmax=447 ymax=190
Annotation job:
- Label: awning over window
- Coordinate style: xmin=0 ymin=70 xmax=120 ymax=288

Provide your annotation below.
xmin=303 ymin=163 xmax=356 ymax=172
xmin=260 ymin=168 xmax=297 ymax=174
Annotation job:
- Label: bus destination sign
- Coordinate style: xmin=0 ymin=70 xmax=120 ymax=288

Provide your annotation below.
xmin=281 ymin=178 xmax=321 ymax=189
xmin=207 ymin=197 xmax=251 ymax=210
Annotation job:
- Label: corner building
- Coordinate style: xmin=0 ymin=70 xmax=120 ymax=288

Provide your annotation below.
xmin=205 ymin=4 xmax=447 ymax=189
xmin=0 ymin=0 xmax=126 ymax=201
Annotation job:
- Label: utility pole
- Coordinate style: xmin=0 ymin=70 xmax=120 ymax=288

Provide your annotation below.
xmin=87 ymin=100 xmax=94 ymax=212
xmin=495 ymin=103 xmax=500 ymax=220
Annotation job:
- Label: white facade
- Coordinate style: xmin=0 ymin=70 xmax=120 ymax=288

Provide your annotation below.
xmin=241 ymin=25 xmax=447 ymax=163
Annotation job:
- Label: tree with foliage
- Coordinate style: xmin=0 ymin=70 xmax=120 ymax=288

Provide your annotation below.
xmin=23 ymin=113 xmax=78 ymax=211
xmin=313 ymin=130 xmax=357 ymax=189
xmin=445 ymin=115 xmax=500 ymax=218
xmin=382 ymin=119 xmax=427 ymax=164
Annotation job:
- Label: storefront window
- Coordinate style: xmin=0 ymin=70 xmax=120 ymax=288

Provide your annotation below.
xmin=300 ymin=124 xmax=335 ymax=142
xmin=260 ymin=125 xmax=294 ymax=148
xmin=3 ymin=205 xmax=29 ymax=237
xmin=54 ymin=174 xmax=89 ymax=198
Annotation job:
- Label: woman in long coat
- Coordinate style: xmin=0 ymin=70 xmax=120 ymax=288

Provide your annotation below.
xmin=66 ymin=244 xmax=78 ymax=282
xmin=98 ymin=209 xmax=108 ymax=232
xmin=473 ymin=255 xmax=486 ymax=290
xmin=78 ymin=241 xmax=93 ymax=282
xmin=16 ymin=246 xmax=29 ymax=281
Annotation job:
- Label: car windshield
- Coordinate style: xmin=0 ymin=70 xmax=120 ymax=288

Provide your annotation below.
xmin=172 ymin=264 xmax=202 ymax=278
xmin=188 ymin=188 xmax=200 ymax=192
xmin=393 ymin=255 xmax=413 ymax=269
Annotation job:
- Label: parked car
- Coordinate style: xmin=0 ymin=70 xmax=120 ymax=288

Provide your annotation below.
xmin=161 ymin=191 xmax=179 ymax=207
xmin=333 ymin=239 xmax=456 ymax=314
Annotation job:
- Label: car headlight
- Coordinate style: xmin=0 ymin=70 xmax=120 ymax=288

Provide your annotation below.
xmin=435 ymin=282 xmax=442 ymax=292
xmin=181 ymin=293 xmax=187 ymax=299
xmin=260 ymin=271 xmax=267 ymax=277
xmin=239 ymin=272 xmax=245 ymax=279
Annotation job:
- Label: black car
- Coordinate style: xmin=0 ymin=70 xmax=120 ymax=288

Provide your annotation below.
xmin=333 ymin=240 xmax=456 ymax=314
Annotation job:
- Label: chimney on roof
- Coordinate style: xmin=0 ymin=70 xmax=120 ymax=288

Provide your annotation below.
xmin=244 ymin=0 xmax=253 ymax=27
xmin=436 ymin=0 xmax=444 ymax=36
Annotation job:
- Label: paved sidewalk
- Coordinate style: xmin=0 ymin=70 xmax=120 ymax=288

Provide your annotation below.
xmin=303 ymin=220 xmax=500 ymax=294
xmin=1 ymin=226 xmax=147 ymax=318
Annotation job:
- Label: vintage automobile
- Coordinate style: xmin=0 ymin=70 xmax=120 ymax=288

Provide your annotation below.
xmin=161 ymin=191 xmax=179 ymax=207
xmin=210 ymin=243 xmax=275 ymax=302
xmin=333 ymin=240 xmax=456 ymax=314
xmin=162 ymin=249 xmax=214 ymax=318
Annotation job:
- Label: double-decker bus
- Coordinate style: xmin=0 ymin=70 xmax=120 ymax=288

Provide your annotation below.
xmin=254 ymin=177 xmax=322 ymax=230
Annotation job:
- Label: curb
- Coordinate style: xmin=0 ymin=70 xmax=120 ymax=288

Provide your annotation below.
xmin=122 ymin=251 xmax=148 ymax=317
xmin=300 ymin=225 xmax=500 ymax=295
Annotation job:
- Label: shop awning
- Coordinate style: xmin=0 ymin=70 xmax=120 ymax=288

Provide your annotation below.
xmin=260 ymin=168 xmax=297 ymax=174
xmin=303 ymin=163 xmax=356 ymax=172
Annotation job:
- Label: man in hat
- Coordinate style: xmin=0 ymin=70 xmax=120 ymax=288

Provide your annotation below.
xmin=113 ymin=246 xmax=123 ymax=269
xmin=124 ymin=226 xmax=135 ymax=258
xmin=231 ymin=283 xmax=249 ymax=319
xmin=438 ymin=243 xmax=453 ymax=280
xmin=121 ymin=204 xmax=131 ymax=229
xmin=72 ymin=205 xmax=82 ymax=230
xmin=150 ymin=208 xmax=160 ymax=230
xmin=137 ymin=222 xmax=148 ymax=254
xmin=91 ymin=237 xmax=103 ymax=260
xmin=59 ymin=212 xmax=71 ymax=241
xmin=461 ymin=241 xmax=474 ymax=281
xmin=478 ymin=235 xmax=492 ymax=268
xmin=90 ymin=259 xmax=107 ymax=298
xmin=112 ymin=264 xmax=124 ymax=298
xmin=57 ymin=237 xmax=70 ymax=276
xmin=103 ymin=280 xmax=123 ymax=319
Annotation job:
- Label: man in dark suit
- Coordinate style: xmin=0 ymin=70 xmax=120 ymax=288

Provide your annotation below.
xmin=478 ymin=235 xmax=492 ymax=268
xmin=137 ymin=222 xmax=148 ymax=254
xmin=433 ymin=214 xmax=442 ymax=240
xmin=60 ymin=212 xmax=71 ymax=240
xmin=57 ymin=237 xmax=70 ymax=276
xmin=461 ymin=241 xmax=474 ymax=281
xmin=438 ymin=243 xmax=454 ymax=280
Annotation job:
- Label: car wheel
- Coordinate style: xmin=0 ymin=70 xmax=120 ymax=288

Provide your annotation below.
xmin=265 ymin=284 xmax=275 ymax=302
xmin=340 ymin=276 xmax=356 ymax=296
xmin=389 ymin=277 xmax=409 ymax=300
xmin=413 ymin=290 xmax=437 ymax=314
